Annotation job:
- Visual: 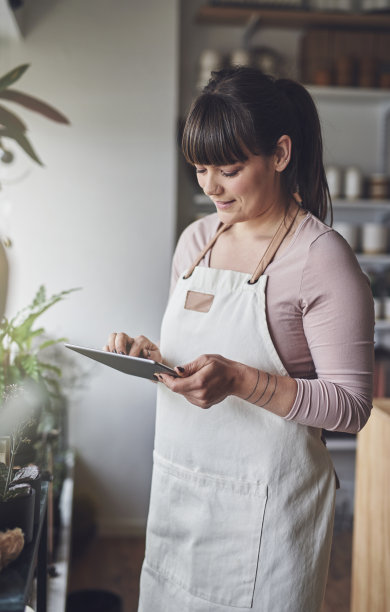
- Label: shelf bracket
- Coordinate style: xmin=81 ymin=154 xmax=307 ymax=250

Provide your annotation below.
xmin=242 ymin=13 xmax=262 ymax=48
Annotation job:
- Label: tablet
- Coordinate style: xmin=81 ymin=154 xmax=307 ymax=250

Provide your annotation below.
xmin=64 ymin=343 xmax=178 ymax=381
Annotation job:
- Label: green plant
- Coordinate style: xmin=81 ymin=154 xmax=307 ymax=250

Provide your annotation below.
xmin=0 ymin=285 xmax=80 ymax=499
xmin=0 ymin=64 xmax=70 ymax=168
xmin=0 ymin=384 xmax=36 ymax=502
xmin=0 ymin=285 xmax=79 ymax=400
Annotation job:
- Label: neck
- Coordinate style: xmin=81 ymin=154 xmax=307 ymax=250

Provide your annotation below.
xmin=231 ymin=196 xmax=293 ymax=241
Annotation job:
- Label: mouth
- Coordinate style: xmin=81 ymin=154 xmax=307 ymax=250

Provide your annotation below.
xmin=214 ymin=200 xmax=235 ymax=210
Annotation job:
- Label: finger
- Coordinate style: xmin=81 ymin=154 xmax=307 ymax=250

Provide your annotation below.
xmin=156 ymin=374 xmax=210 ymax=408
xmin=141 ymin=346 xmax=154 ymax=359
xmin=116 ymin=332 xmax=133 ymax=355
xmin=129 ymin=335 xmax=148 ymax=357
xmin=175 ymin=354 xmax=211 ymax=377
xmin=102 ymin=344 xmax=109 ymax=352
xmin=156 ymin=372 xmax=199 ymax=394
xmin=155 ymin=372 xmax=177 ymax=388
xmin=107 ymin=332 xmax=118 ymax=352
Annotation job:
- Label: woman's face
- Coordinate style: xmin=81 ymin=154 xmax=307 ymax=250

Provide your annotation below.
xmin=195 ymin=151 xmax=284 ymax=226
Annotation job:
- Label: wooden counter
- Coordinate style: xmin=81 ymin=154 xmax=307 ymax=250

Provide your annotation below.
xmin=351 ymin=399 xmax=390 ymax=612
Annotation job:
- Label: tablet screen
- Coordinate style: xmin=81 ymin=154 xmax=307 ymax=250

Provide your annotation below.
xmin=65 ymin=344 xmax=178 ymax=381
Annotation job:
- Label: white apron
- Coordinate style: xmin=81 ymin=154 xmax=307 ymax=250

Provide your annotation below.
xmin=138 ymin=209 xmax=336 ymax=612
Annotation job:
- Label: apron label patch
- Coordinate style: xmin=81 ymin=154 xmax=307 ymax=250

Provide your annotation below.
xmin=184 ymin=290 xmax=214 ymax=313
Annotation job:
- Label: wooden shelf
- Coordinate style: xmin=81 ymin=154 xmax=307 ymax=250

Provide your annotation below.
xmin=307 ymin=85 xmax=390 ymax=103
xmin=374 ymin=319 xmax=390 ymax=331
xmin=196 ymin=5 xmax=390 ymax=30
xmin=357 ymin=253 xmax=390 ymax=265
xmin=333 ymin=199 xmax=390 ymax=210
xmin=326 ymin=437 xmax=357 ymax=451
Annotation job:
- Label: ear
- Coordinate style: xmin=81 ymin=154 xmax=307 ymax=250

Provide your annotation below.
xmin=274 ymin=135 xmax=292 ymax=173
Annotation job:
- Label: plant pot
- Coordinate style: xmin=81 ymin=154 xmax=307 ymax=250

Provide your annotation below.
xmin=11 ymin=467 xmax=41 ymax=527
xmin=0 ymin=488 xmax=35 ymax=544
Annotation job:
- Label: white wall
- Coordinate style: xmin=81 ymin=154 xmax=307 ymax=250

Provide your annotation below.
xmin=0 ymin=0 xmax=178 ymax=533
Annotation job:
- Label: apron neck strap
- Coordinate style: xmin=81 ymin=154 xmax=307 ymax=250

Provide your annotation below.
xmin=249 ymin=202 xmax=300 ymax=284
xmin=183 ymin=222 xmax=231 ymax=280
xmin=183 ymin=202 xmax=301 ymax=282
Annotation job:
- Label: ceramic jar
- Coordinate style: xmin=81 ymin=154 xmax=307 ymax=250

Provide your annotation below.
xmin=367 ymin=174 xmax=390 ymax=200
xmin=326 ymin=165 xmax=342 ymax=198
xmin=361 ymin=223 xmax=387 ymax=254
xmin=344 ymin=166 xmax=363 ymax=200
xmin=333 ymin=222 xmax=359 ymax=251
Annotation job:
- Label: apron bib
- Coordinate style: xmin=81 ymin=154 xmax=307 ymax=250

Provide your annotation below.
xmin=139 ymin=207 xmax=336 ymax=612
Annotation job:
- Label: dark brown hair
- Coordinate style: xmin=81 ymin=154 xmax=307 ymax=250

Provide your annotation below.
xmin=182 ymin=67 xmax=332 ymax=223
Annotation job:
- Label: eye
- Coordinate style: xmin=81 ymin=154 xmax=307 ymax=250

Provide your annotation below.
xmin=221 ymin=169 xmax=239 ymax=178
xmin=195 ymin=167 xmax=206 ymax=175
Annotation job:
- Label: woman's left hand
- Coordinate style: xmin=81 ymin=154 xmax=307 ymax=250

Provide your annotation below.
xmin=155 ymin=354 xmax=242 ymax=409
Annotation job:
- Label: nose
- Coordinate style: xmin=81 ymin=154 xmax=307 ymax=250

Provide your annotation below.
xmin=202 ymin=173 xmax=222 ymax=197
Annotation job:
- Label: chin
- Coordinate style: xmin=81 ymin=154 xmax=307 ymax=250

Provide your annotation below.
xmin=216 ymin=209 xmax=246 ymax=225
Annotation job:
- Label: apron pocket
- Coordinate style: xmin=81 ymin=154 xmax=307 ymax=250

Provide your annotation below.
xmin=145 ymin=452 xmax=268 ymax=608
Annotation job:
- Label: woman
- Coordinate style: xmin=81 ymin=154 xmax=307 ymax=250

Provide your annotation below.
xmin=105 ymin=67 xmax=374 ymax=611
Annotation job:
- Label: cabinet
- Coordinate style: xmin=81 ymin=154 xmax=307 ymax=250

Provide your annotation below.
xmin=177 ymin=2 xmax=390 ymax=528
xmin=0 ymin=482 xmax=48 ymax=612
xmin=351 ymin=398 xmax=390 ymax=612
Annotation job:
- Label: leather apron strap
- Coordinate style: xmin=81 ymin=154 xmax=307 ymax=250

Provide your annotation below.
xmin=183 ymin=222 xmax=232 ymax=280
xmin=249 ymin=203 xmax=300 ymax=284
xmin=183 ymin=202 xmax=301 ymax=283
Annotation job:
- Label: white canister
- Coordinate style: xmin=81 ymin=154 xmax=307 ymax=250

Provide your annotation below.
xmin=344 ymin=165 xmax=363 ymax=200
xmin=361 ymin=223 xmax=387 ymax=254
xmin=229 ymin=49 xmax=251 ymax=68
xmin=198 ymin=49 xmax=223 ymax=71
xmin=383 ymin=296 xmax=390 ymax=320
xmin=196 ymin=49 xmax=224 ymax=91
xmin=325 ymin=165 xmax=342 ymax=199
xmin=333 ymin=222 xmax=359 ymax=251
xmin=374 ymin=297 xmax=383 ymax=320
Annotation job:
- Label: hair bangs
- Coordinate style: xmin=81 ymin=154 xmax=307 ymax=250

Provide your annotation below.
xmin=182 ymin=94 xmax=256 ymax=167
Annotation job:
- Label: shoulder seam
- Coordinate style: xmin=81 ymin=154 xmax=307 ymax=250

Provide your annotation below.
xmin=298 ymin=228 xmax=333 ymax=303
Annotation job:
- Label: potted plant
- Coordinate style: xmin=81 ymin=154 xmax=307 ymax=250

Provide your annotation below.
xmin=0 ymin=384 xmax=39 ymax=544
xmin=0 ymin=285 xmax=79 ymax=544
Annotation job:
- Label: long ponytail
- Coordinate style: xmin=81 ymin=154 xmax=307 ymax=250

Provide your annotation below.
xmin=275 ymin=79 xmax=332 ymax=223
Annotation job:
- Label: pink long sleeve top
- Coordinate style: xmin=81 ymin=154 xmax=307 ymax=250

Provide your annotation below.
xmin=169 ymin=211 xmax=375 ymax=434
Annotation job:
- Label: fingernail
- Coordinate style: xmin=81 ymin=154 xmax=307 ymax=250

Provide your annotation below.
xmin=113 ymin=349 xmax=117 ymax=353
xmin=119 ymin=352 xmax=125 ymax=355
xmin=177 ymin=366 xmax=184 ymax=373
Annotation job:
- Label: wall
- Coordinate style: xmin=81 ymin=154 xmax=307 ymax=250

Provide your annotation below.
xmin=0 ymin=0 xmax=178 ymax=534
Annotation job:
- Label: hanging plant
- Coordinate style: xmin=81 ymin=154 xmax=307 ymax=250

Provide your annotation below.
xmin=0 ymin=64 xmax=70 ymax=167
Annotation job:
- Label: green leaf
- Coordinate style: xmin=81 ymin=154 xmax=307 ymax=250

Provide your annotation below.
xmin=38 ymin=361 xmax=62 ymax=378
xmin=38 ymin=337 xmax=67 ymax=351
xmin=0 ymin=105 xmax=27 ymax=132
xmin=0 ymin=89 xmax=70 ymax=124
xmin=31 ymin=285 xmax=46 ymax=309
xmin=0 ymin=65 xmax=29 ymax=92
xmin=0 ymin=126 xmax=43 ymax=166
xmin=45 ymin=379 xmax=61 ymax=397
xmin=19 ymin=354 xmax=39 ymax=381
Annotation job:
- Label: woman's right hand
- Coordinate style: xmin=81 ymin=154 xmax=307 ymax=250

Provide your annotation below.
xmin=103 ymin=332 xmax=162 ymax=363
